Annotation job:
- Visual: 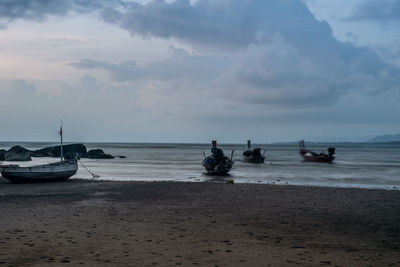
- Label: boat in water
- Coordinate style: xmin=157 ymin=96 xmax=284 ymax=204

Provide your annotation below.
xmin=0 ymin=122 xmax=78 ymax=183
xmin=298 ymin=140 xmax=335 ymax=163
xmin=242 ymin=140 xmax=265 ymax=163
xmin=202 ymin=141 xmax=234 ymax=175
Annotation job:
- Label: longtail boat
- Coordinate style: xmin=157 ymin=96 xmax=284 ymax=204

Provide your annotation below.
xmin=202 ymin=141 xmax=234 ymax=175
xmin=298 ymin=140 xmax=335 ymax=163
xmin=242 ymin=140 xmax=265 ymax=163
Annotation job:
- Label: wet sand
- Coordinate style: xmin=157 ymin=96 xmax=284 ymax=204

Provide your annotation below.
xmin=0 ymin=179 xmax=399 ymax=266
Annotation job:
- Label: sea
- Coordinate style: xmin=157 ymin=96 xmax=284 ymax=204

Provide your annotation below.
xmin=1 ymin=142 xmax=399 ymax=190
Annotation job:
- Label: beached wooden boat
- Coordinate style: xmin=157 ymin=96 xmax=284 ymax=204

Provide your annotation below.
xmin=0 ymin=122 xmax=78 ymax=183
xmin=0 ymin=160 xmax=78 ymax=183
xmin=298 ymin=140 xmax=335 ymax=163
xmin=242 ymin=140 xmax=265 ymax=163
xmin=202 ymin=141 xmax=234 ymax=175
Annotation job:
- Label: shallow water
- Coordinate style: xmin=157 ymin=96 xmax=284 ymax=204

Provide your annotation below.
xmin=1 ymin=142 xmax=399 ymax=190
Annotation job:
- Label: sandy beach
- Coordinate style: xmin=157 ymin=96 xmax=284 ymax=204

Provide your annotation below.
xmin=0 ymin=179 xmax=399 ymax=266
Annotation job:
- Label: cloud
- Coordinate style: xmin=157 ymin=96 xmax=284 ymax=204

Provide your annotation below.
xmin=2 ymin=0 xmax=399 ymax=141
xmin=9 ymin=79 xmax=37 ymax=95
xmin=102 ymin=0 xmax=336 ymax=50
xmin=74 ymin=0 xmax=397 ymax=137
xmin=0 ymin=0 xmax=123 ymax=22
xmin=349 ymin=0 xmax=400 ymax=22
xmin=94 ymin=1 xmax=399 ymax=107
xmin=103 ymin=0 xmax=394 ymax=67
xmin=69 ymin=48 xmax=225 ymax=82
xmin=101 ymin=0 xmax=397 ymax=75
xmin=0 ymin=77 xmax=152 ymax=141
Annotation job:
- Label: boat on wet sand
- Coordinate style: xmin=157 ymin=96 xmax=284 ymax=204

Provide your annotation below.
xmin=0 ymin=160 xmax=78 ymax=183
xmin=298 ymin=140 xmax=335 ymax=163
xmin=0 ymin=122 xmax=78 ymax=183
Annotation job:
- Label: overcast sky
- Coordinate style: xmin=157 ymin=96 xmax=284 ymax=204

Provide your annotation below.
xmin=0 ymin=0 xmax=399 ymax=143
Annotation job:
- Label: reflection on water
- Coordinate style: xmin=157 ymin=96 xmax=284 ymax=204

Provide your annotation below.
xmin=1 ymin=142 xmax=399 ymax=189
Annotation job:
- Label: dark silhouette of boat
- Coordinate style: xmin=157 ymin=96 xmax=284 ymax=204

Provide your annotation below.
xmin=242 ymin=140 xmax=265 ymax=163
xmin=298 ymin=140 xmax=335 ymax=163
xmin=0 ymin=122 xmax=78 ymax=183
xmin=202 ymin=141 xmax=234 ymax=175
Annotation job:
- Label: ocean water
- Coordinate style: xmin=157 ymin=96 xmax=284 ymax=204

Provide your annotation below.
xmin=1 ymin=142 xmax=399 ymax=190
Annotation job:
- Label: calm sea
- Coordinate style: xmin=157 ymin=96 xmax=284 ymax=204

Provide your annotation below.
xmin=1 ymin=142 xmax=399 ymax=190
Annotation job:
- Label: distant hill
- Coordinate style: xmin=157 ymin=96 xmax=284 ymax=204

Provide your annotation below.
xmin=367 ymin=133 xmax=400 ymax=143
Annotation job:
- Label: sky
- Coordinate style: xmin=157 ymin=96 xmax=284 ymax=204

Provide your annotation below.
xmin=0 ymin=0 xmax=399 ymax=143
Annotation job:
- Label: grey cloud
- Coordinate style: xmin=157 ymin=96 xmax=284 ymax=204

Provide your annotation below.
xmin=0 ymin=0 xmax=124 ymax=22
xmin=69 ymin=51 xmax=225 ymax=82
xmin=349 ymin=0 xmax=400 ymax=22
xmin=101 ymin=0 xmax=380 ymax=74
xmin=70 ymin=59 xmax=144 ymax=81
xmin=74 ymin=0 xmax=400 ymax=126
xmin=102 ymin=0 xmax=335 ymax=51
xmin=101 ymin=0 xmax=397 ymax=81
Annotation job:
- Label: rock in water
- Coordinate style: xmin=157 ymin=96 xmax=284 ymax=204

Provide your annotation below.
xmin=33 ymin=143 xmax=88 ymax=157
xmin=87 ymin=149 xmax=114 ymax=159
xmin=3 ymin=146 xmax=32 ymax=161
xmin=0 ymin=149 xmax=6 ymax=161
xmin=8 ymin=145 xmax=32 ymax=154
xmin=1 ymin=143 xmax=115 ymax=160
xmin=64 ymin=152 xmax=80 ymax=160
xmin=4 ymin=151 xmax=32 ymax=161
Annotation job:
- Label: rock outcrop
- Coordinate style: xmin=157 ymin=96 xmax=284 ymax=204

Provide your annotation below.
xmin=0 ymin=144 xmax=118 ymax=161
xmin=0 ymin=149 xmax=6 ymax=161
xmin=0 ymin=146 xmax=33 ymax=161
xmin=87 ymin=149 xmax=114 ymax=159
xmin=4 ymin=151 xmax=32 ymax=161
xmin=8 ymin=145 xmax=31 ymax=154
xmin=33 ymin=144 xmax=88 ymax=158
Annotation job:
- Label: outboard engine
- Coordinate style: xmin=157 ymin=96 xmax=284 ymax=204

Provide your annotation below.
xmin=328 ymin=147 xmax=335 ymax=156
xmin=253 ymin=147 xmax=261 ymax=156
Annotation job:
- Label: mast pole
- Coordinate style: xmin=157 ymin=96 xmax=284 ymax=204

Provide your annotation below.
xmin=60 ymin=119 xmax=64 ymax=162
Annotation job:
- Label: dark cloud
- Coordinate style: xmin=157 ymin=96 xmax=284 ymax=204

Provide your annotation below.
xmin=68 ymin=0 xmax=400 ymax=115
xmin=0 ymin=0 xmax=123 ymax=22
xmin=102 ymin=0 xmax=335 ymax=50
xmin=100 ymin=0 xmax=397 ymax=81
xmin=349 ymin=0 xmax=400 ymax=22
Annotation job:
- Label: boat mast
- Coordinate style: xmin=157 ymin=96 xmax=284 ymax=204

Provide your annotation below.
xmin=59 ymin=120 xmax=64 ymax=162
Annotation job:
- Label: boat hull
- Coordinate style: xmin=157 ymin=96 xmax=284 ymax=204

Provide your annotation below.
xmin=242 ymin=148 xmax=265 ymax=163
xmin=0 ymin=161 xmax=78 ymax=183
xmin=204 ymin=168 xmax=231 ymax=176
xmin=1 ymin=170 xmax=77 ymax=183
xmin=299 ymin=149 xmax=334 ymax=163
xmin=243 ymin=156 xmax=265 ymax=163
xmin=202 ymin=159 xmax=234 ymax=176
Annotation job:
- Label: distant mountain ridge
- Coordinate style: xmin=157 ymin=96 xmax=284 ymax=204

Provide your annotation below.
xmin=367 ymin=133 xmax=400 ymax=143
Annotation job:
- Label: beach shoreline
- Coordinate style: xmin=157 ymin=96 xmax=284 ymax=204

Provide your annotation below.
xmin=1 ymin=179 xmax=399 ymax=266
